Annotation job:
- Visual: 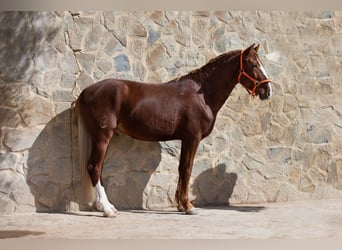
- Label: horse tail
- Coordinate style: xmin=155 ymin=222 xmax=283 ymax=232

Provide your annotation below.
xmin=75 ymin=99 xmax=96 ymax=209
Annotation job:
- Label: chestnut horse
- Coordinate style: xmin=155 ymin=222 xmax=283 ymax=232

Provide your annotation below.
xmin=74 ymin=44 xmax=272 ymax=217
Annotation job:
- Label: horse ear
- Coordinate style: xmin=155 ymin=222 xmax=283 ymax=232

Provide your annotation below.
xmin=254 ymin=44 xmax=260 ymax=52
xmin=245 ymin=43 xmax=255 ymax=55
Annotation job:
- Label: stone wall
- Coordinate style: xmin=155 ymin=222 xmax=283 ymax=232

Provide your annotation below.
xmin=0 ymin=11 xmax=342 ymax=213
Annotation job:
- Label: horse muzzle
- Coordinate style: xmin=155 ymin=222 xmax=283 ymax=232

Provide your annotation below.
xmin=258 ymin=81 xmax=272 ymax=100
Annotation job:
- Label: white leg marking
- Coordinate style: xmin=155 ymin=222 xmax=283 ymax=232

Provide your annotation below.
xmin=95 ymin=182 xmax=117 ymax=217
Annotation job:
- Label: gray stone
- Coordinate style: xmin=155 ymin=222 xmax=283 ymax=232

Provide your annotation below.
xmin=145 ymin=186 xmax=172 ymax=210
xmin=114 ymin=55 xmax=131 ymax=72
xmin=160 ymin=141 xmax=181 ymax=157
xmin=267 ymin=147 xmax=293 ymax=165
xmin=0 ymin=171 xmax=16 ymax=194
xmin=0 ymin=152 xmax=18 ymax=170
xmin=76 ymin=71 xmax=94 ymax=90
xmin=19 ymin=96 xmax=55 ymax=126
xmin=214 ymin=31 xmax=236 ymax=53
xmin=0 ymin=83 xmax=34 ymax=109
xmin=242 ymin=154 xmax=264 ymax=170
xmin=147 ymin=29 xmax=161 ymax=46
xmin=92 ymin=69 xmax=104 ymax=81
xmin=10 ymin=174 xmax=35 ymax=206
xmin=305 ymin=124 xmax=332 ymax=144
xmin=74 ymin=16 xmax=93 ymax=33
xmin=52 ymin=31 xmax=67 ymax=54
xmin=43 ymin=70 xmax=62 ymax=87
xmin=192 ymin=18 xmax=209 ymax=47
xmin=103 ymin=11 xmax=115 ymax=30
xmin=309 ymin=11 xmax=334 ymax=19
xmin=104 ymin=37 xmax=120 ymax=55
xmin=0 ymin=107 xmax=22 ymax=128
xmin=132 ymin=62 xmax=146 ymax=81
xmin=192 ymin=158 xmax=212 ymax=177
xmin=185 ymin=50 xmax=205 ymax=67
xmin=110 ymin=15 xmax=129 ymax=47
xmin=83 ymin=25 xmax=103 ymax=51
xmin=97 ymin=59 xmax=113 ymax=74
xmin=0 ymin=193 xmax=15 ymax=213
xmin=149 ymin=173 xmax=174 ymax=189
xmin=3 ymin=126 xmax=44 ymax=152
xmin=128 ymin=38 xmax=146 ymax=58
xmin=175 ymin=25 xmax=191 ymax=47
xmin=65 ymin=13 xmax=82 ymax=51
xmin=60 ymin=73 xmax=76 ymax=88
xmin=53 ymin=89 xmax=75 ymax=102
xmin=34 ymin=46 xmax=58 ymax=71
xmin=76 ymin=53 xmax=95 ymax=74
xmin=60 ymin=50 xmax=79 ymax=74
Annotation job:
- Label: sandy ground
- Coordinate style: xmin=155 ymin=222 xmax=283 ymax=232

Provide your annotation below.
xmin=1 ymin=199 xmax=342 ymax=239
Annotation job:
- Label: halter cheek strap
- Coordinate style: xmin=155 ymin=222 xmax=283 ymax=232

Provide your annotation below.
xmin=238 ymin=50 xmax=271 ymax=97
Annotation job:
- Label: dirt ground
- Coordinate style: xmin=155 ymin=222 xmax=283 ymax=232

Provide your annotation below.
xmin=1 ymin=199 xmax=342 ymax=239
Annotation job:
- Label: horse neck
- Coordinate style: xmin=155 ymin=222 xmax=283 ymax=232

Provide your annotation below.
xmin=199 ymin=51 xmax=241 ymax=115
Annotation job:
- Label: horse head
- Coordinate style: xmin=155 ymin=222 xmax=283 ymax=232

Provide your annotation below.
xmin=238 ymin=44 xmax=272 ymax=100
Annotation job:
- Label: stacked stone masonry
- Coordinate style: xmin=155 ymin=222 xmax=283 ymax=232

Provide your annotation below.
xmin=0 ymin=11 xmax=342 ymax=213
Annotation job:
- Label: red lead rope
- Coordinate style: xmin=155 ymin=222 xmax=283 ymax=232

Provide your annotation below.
xmin=238 ymin=50 xmax=271 ymax=97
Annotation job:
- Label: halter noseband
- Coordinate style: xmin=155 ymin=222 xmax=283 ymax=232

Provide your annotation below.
xmin=238 ymin=50 xmax=271 ymax=97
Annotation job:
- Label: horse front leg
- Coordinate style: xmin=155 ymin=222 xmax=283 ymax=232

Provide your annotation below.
xmin=175 ymin=139 xmax=200 ymax=215
xmin=88 ymin=129 xmax=117 ymax=217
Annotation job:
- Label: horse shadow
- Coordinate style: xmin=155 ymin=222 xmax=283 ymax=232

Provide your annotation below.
xmin=26 ymin=108 xmax=162 ymax=213
xmin=101 ymin=131 xmax=162 ymax=210
xmin=192 ymin=164 xmax=265 ymax=212
xmin=192 ymin=164 xmax=238 ymax=207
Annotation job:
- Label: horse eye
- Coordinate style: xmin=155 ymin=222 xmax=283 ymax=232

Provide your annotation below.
xmin=252 ymin=63 xmax=258 ymax=68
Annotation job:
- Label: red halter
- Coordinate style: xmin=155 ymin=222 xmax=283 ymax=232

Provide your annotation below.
xmin=238 ymin=50 xmax=271 ymax=97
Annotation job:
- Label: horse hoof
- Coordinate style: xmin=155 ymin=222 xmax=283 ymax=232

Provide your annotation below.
xmin=185 ymin=208 xmax=199 ymax=215
xmin=103 ymin=208 xmax=117 ymax=218
xmin=177 ymin=206 xmax=185 ymax=212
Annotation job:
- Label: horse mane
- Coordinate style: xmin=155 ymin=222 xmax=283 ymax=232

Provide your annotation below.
xmin=179 ymin=49 xmax=241 ymax=83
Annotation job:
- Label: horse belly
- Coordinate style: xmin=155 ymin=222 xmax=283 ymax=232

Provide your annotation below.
xmin=118 ymin=100 xmax=182 ymax=141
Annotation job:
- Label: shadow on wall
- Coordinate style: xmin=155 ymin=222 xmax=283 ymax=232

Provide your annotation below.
xmin=26 ymin=108 xmax=162 ymax=212
xmin=27 ymin=109 xmax=75 ymax=212
xmin=101 ymin=134 xmax=162 ymax=210
xmin=192 ymin=164 xmax=238 ymax=207
xmin=0 ymin=12 xmax=59 ymax=82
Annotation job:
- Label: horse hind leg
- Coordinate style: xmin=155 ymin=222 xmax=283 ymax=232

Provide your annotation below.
xmin=88 ymin=129 xmax=117 ymax=217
